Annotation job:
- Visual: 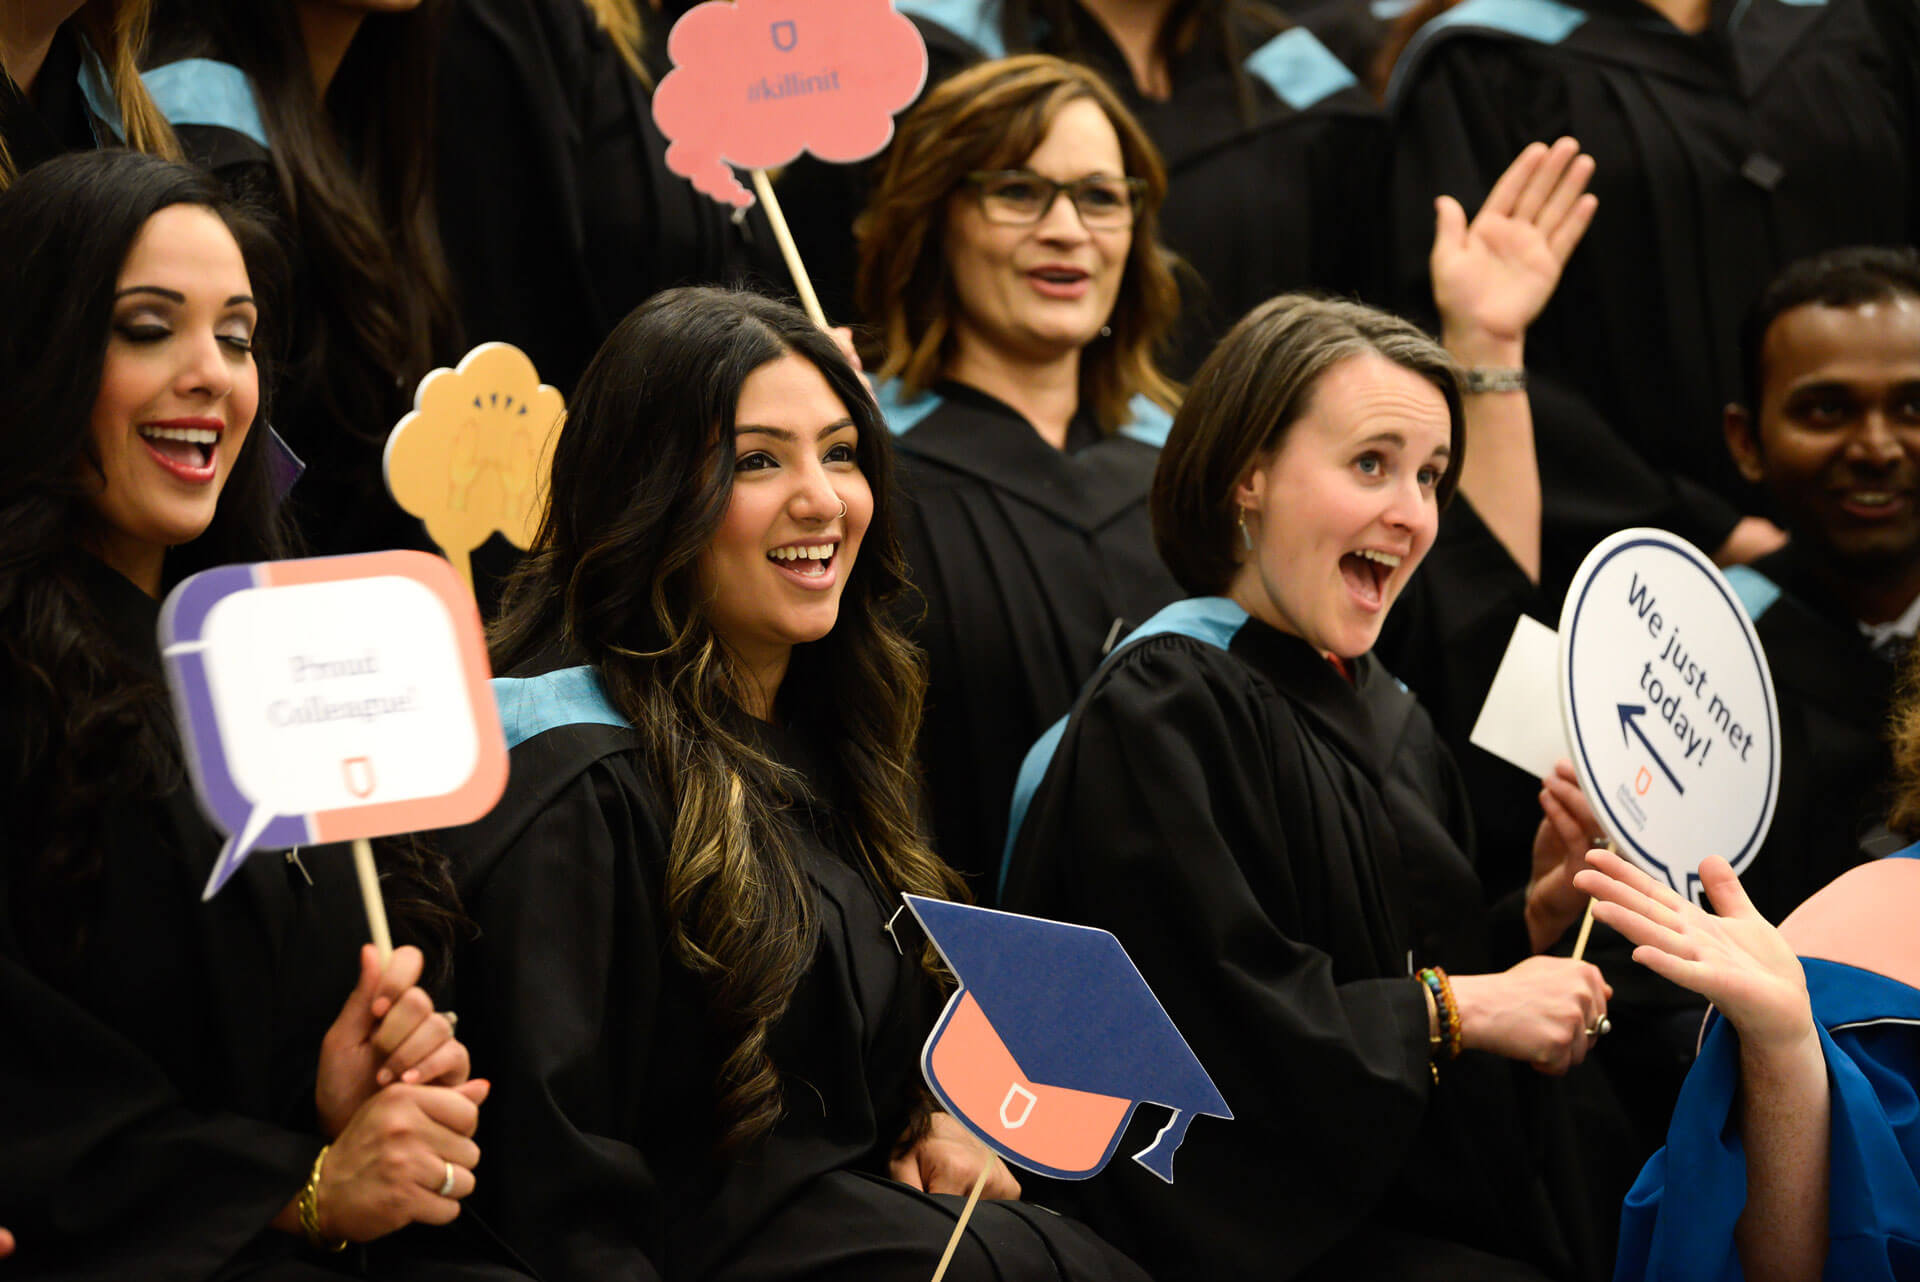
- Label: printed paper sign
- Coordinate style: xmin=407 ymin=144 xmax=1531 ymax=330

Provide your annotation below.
xmin=385 ymin=342 xmax=562 ymax=594
xmin=903 ymin=896 xmax=1231 ymax=1183
xmin=1559 ymin=529 xmax=1780 ymax=904
xmin=1470 ymin=613 xmax=1570 ymax=779
xmin=653 ymin=0 xmax=928 ymax=207
xmin=160 ymin=551 xmax=508 ymax=898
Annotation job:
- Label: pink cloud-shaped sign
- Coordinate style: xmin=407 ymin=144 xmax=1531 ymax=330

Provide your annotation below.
xmin=654 ymin=0 xmax=928 ymax=208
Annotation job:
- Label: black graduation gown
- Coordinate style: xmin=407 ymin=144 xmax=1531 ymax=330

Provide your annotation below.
xmin=432 ymin=0 xmax=757 ymax=401
xmin=1002 ymin=613 xmax=1602 ymax=1282
xmin=0 ymin=26 xmax=103 ymax=177
xmin=889 ymin=381 xmax=1183 ymax=896
xmin=1387 ymin=0 xmax=1920 ymax=546
xmin=442 ymin=663 xmax=1152 ymax=1282
xmin=777 ymin=2 xmax=1387 ymax=374
xmin=0 ymin=558 xmax=521 ymax=1282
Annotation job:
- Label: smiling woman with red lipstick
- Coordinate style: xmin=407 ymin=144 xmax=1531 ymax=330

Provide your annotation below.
xmin=442 ymin=285 xmax=1149 ymax=1282
xmin=0 ymin=150 xmax=532 ymax=1280
xmin=854 ymin=55 xmax=1185 ymax=897
xmin=1001 ymin=144 xmax=1630 ymax=1281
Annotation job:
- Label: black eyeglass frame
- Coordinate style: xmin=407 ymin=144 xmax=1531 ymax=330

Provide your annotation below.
xmin=962 ymin=169 xmax=1150 ymax=228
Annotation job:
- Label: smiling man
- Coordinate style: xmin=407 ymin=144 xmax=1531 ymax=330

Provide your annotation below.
xmin=1720 ymin=246 xmax=1920 ymax=924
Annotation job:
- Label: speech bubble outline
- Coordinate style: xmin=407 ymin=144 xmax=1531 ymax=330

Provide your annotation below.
xmin=160 ymin=550 xmax=508 ymax=898
xmin=653 ymin=0 xmax=929 ymax=208
xmin=1559 ymin=529 xmax=1780 ymax=905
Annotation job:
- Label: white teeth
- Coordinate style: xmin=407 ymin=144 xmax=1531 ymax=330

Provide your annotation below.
xmin=769 ymin=543 xmax=836 ymax=562
xmin=139 ymin=426 xmax=218 ymax=444
xmin=1850 ymin=492 xmax=1896 ymax=505
xmin=1355 ymin=548 xmax=1403 ymax=568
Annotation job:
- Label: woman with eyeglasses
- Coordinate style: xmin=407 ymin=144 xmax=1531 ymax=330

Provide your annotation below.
xmin=855 ymin=55 xmax=1184 ymax=897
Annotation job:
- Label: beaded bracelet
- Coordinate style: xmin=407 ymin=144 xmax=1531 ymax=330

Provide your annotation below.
xmin=1417 ymin=967 xmax=1464 ymax=1061
xmin=299 ymin=1144 xmax=348 ymax=1253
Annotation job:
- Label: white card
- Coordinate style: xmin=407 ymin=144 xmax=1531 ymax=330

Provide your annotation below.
xmin=1469 ymin=614 xmax=1568 ymax=780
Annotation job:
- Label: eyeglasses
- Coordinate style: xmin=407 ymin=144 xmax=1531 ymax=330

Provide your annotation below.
xmin=964 ymin=170 xmax=1148 ymax=230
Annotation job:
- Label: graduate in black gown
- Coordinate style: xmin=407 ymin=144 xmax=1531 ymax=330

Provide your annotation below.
xmin=1003 ymin=142 xmax=1625 ymax=1281
xmin=0 ymin=151 xmax=517 ymax=1282
xmin=0 ymin=0 xmax=179 ymax=182
xmin=780 ymin=0 xmax=1383 ymax=376
xmin=437 ymin=286 xmax=1153 ymax=1282
xmin=432 ymin=0 xmax=762 ymax=400
xmin=853 ymin=55 xmax=1184 ymax=896
xmin=1384 ymin=0 xmax=1920 ymax=562
xmin=142 ymin=0 xmax=462 ymax=557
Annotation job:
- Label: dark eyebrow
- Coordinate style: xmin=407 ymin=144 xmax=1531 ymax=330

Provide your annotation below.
xmin=114 ymin=285 xmax=257 ymax=308
xmin=734 ymin=418 xmax=858 ymax=441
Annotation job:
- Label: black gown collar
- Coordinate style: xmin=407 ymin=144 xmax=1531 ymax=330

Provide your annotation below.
xmin=0 ymin=26 xmax=102 ymax=174
xmin=896 ymin=380 xmax=1156 ymax=532
xmin=1225 ymin=616 xmax=1416 ymax=789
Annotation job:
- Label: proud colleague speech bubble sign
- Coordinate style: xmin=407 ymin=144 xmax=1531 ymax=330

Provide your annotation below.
xmin=1559 ymin=529 xmax=1780 ymax=905
xmin=161 ymin=550 xmax=508 ymax=899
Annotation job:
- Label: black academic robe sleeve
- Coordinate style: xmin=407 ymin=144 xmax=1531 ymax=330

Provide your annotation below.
xmin=449 ymin=757 xmax=673 ymax=1282
xmin=1003 ymin=636 xmax=1432 ymax=1281
xmin=0 ymin=951 xmax=318 ymax=1282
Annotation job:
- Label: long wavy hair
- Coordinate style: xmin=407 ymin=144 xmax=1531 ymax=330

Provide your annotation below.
xmin=0 ymin=151 xmax=464 ymax=984
xmin=856 ymin=55 xmax=1182 ymax=432
xmin=492 ymin=287 xmax=964 ymax=1150
xmin=149 ymin=0 xmax=460 ymax=458
xmin=0 ymin=151 xmax=292 ymax=974
xmin=0 ymin=0 xmax=181 ymax=186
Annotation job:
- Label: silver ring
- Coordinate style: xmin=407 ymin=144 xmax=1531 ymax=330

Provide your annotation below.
xmin=834 ymin=499 xmax=848 ymax=519
xmin=1586 ymin=1015 xmax=1611 ymax=1038
xmin=438 ymin=1161 xmax=457 ymax=1197
xmin=442 ymin=1010 xmax=458 ymax=1032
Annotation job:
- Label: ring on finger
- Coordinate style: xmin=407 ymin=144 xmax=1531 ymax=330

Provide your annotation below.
xmin=438 ymin=1161 xmax=457 ymax=1198
xmin=442 ymin=1010 xmax=458 ymax=1032
xmin=1586 ymin=1014 xmax=1611 ymax=1038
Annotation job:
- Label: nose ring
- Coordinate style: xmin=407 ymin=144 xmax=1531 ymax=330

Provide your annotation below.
xmin=834 ymin=499 xmax=848 ymax=520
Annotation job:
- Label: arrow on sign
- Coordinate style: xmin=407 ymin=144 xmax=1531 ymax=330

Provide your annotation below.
xmin=1617 ymin=704 xmax=1684 ymax=795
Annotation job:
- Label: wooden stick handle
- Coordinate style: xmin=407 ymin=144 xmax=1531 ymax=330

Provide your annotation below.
xmin=928 ymin=1160 xmax=993 ymax=1282
xmin=1569 ymin=898 xmax=1597 ymax=963
xmin=749 ymin=168 xmax=827 ymax=328
xmin=352 ymin=837 xmax=393 ymax=964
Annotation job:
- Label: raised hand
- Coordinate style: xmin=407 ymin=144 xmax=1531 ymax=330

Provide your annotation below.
xmin=309 ymin=1079 xmax=489 ymax=1242
xmin=1450 ymin=954 xmax=1612 ymax=1075
xmin=1431 ymin=136 xmax=1597 ymax=352
xmin=316 ymin=945 xmax=470 ymax=1139
xmin=1574 ymin=850 xmax=1812 ymax=1051
xmin=890 ymin=1111 xmax=1022 ymax=1200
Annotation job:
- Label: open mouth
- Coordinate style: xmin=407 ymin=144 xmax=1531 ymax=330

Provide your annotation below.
xmin=768 ymin=541 xmax=838 ymax=580
xmin=1027 ymin=266 xmax=1091 ymax=298
xmin=138 ymin=424 xmax=220 ymax=480
xmin=1338 ymin=547 xmax=1402 ymax=608
xmin=1839 ymin=488 xmax=1907 ymax=518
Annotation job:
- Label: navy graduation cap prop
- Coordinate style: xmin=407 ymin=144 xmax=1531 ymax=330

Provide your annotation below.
xmin=902 ymin=895 xmax=1231 ymax=1183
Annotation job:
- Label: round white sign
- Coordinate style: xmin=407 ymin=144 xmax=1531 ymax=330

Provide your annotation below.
xmin=1559 ymin=529 xmax=1780 ymax=905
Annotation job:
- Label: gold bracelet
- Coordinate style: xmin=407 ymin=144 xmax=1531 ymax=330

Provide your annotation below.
xmin=298 ymin=1143 xmax=348 ymax=1253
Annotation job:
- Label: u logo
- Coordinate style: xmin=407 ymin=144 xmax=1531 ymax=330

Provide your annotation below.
xmin=1000 ymin=1082 xmax=1038 ymax=1129
xmin=770 ymin=20 xmax=797 ymax=50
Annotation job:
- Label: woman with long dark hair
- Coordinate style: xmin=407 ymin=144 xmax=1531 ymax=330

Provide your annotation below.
xmin=141 ymin=0 xmax=460 ymax=555
xmin=444 ymin=285 xmax=1150 ymax=1281
xmin=0 ymin=149 xmax=520 ymax=1280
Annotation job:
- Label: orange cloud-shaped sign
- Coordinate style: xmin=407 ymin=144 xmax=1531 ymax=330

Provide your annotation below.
xmin=383 ymin=343 xmax=563 ymax=593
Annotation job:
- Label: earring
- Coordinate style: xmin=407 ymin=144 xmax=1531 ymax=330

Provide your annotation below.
xmin=1099 ymin=324 xmax=1113 ymax=339
xmin=1237 ymin=508 xmax=1253 ymax=552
